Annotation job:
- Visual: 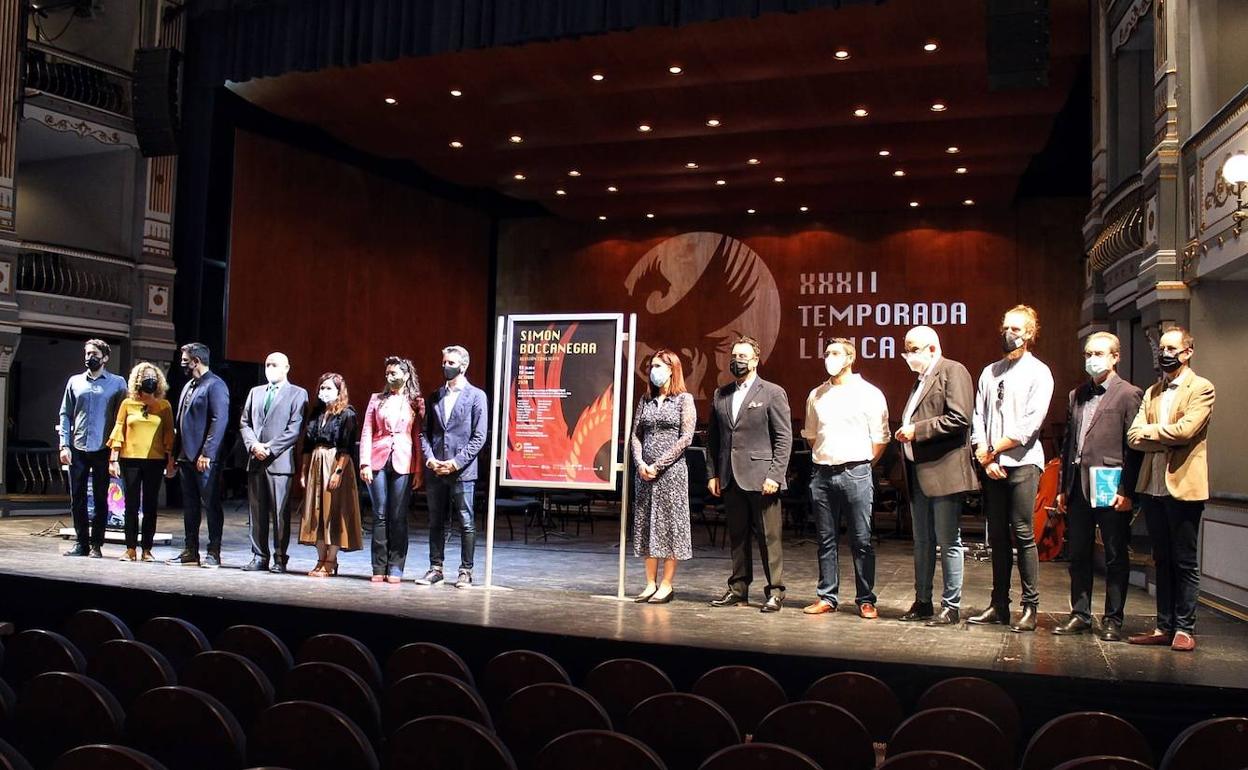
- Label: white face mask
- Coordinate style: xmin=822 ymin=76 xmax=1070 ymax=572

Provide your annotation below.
xmin=824 ymin=355 xmax=847 ymax=378
xmin=318 ymin=385 xmax=338 ymax=405
xmin=264 ymin=366 xmax=285 ymax=385
xmin=1084 ymin=355 xmax=1112 ymax=378
xmin=903 ymin=349 xmax=932 ymax=374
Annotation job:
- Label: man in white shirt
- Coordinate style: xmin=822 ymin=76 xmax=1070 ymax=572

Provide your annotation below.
xmin=800 ymin=338 xmax=889 ymax=619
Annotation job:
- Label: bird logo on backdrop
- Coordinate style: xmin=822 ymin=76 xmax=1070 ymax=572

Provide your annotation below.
xmin=625 ymin=231 xmax=780 ymax=400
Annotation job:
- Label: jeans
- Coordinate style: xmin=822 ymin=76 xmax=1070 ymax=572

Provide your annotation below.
xmin=69 ymin=447 xmax=110 ymax=547
xmin=120 ymin=459 xmax=164 ymax=550
xmin=908 ymin=464 xmax=964 ymax=609
xmin=809 ymin=462 xmax=876 ymax=606
xmin=178 ymin=459 xmax=223 ymax=553
xmin=369 ymin=460 xmax=413 ymax=577
xmin=1141 ymin=495 xmax=1203 ymax=634
xmin=1067 ymin=486 xmax=1131 ymax=624
xmin=982 ymin=464 xmax=1041 ymax=609
xmin=427 ymin=475 xmax=475 ymax=571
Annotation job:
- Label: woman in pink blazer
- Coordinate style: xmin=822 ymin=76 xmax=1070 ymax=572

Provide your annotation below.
xmin=359 ymin=356 xmax=425 ymax=582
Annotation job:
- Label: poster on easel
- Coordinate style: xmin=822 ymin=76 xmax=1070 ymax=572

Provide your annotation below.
xmin=499 ymin=313 xmax=624 ymax=490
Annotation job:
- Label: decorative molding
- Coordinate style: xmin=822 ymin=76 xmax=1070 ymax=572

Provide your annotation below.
xmin=0 ymin=0 xmax=20 ymax=232
xmin=0 ymin=258 xmax=9 ymax=295
xmin=37 ymin=111 xmax=123 ymax=146
xmin=1112 ymin=0 xmax=1152 ymax=55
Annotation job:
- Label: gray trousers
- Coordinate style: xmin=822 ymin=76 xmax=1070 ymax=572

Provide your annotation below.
xmin=247 ymin=470 xmax=295 ymax=563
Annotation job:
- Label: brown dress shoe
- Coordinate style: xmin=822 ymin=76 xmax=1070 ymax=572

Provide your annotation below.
xmin=803 ymin=599 xmax=837 ymax=615
xmin=1171 ymin=632 xmax=1196 ymax=651
xmin=1127 ymin=630 xmax=1174 ymax=646
xmin=859 ymin=602 xmax=878 ymax=619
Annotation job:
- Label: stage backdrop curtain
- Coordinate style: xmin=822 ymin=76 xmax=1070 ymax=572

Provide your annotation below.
xmin=188 ymin=0 xmax=868 ymax=85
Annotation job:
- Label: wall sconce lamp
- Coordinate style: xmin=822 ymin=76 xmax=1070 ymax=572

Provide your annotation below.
xmin=1222 ymin=151 xmax=1248 ymax=223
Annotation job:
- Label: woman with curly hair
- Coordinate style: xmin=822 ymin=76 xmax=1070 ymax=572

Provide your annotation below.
xmin=299 ymin=372 xmax=361 ymax=576
xmin=107 ymin=362 xmax=176 ymax=562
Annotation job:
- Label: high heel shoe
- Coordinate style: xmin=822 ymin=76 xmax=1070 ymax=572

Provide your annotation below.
xmin=649 ymin=587 xmax=675 ymax=604
xmin=634 ymin=585 xmax=658 ymax=603
xmin=308 ymin=560 xmax=327 ymax=577
xmin=323 ymin=560 xmax=338 ymax=576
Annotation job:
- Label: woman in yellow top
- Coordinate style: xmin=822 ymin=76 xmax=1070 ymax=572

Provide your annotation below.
xmin=108 ymin=362 xmax=176 ymax=561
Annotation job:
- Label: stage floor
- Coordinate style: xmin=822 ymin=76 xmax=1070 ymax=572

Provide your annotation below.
xmin=2 ymin=501 xmax=1245 ymax=696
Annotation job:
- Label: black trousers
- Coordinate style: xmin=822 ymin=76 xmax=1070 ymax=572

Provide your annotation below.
xmin=368 ymin=460 xmax=412 ymax=577
xmin=1141 ymin=494 xmax=1203 ymax=634
xmin=178 ymin=460 xmax=223 ymax=553
xmin=1066 ymin=486 xmax=1131 ymax=624
xmin=68 ymin=447 xmax=110 ymax=547
xmin=120 ymin=459 xmax=164 ymax=550
xmin=982 ymin=465 xmax=1041 ymax=609
xmin=723 ymin=481 xmax=785 ymax=600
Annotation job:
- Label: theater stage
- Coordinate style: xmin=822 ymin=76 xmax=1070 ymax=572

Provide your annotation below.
xmin=2 ymin=502 xmax=1245 ymax=751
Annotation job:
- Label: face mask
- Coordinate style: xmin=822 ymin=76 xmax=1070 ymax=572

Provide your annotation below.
xmin=386 ymin=373 xmax=406 ymax=388
xmin=265 ymin=368 xmax=284 ymax=385
xmin=729 ymin=360 xmax=750 ymax=378
xmin=182 ymin=363 xmax=194 ymax=378
xmin=649 ymin=367 xmax=670 ymax=388
xmin=1158 ymin=352 xmax=1183 ymax=373
xmin=824 ymin=357 xmax=846 ymax=378
xmin=85 ymin=356 xmax=102 ymax=372
xmin=318 ymin=387 xmax=338 ymax=405
xmin=1001 ymin=331 xmax=1024 ymax=354
xmin=1084 ymin=356 xmax=1111 ymax=378
xmin=139 ymin=377 xmax=159 ymax=394
xmin=442 ymin=365 xmax=461 ymax=381
xmin=904 ymin=351 xmax=929 ymax=374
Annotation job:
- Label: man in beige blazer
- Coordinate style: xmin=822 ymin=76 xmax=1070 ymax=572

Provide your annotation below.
xmin=1126 ymin=327 xmax=1215 ymax=652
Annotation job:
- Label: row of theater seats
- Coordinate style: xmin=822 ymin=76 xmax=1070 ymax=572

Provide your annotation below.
xmin=0 ymin=609 xmax=1245 ymax=770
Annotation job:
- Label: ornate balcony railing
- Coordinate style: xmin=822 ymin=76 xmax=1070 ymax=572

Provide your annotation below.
xmin=24 ymin=41 xmax=131 ymax=117
xmin=16 ymin=247 xmax=132 ymax=305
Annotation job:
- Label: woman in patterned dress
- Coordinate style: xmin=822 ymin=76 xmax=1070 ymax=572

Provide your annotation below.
xmin=631 ymin=349 xmax=696 ymax=603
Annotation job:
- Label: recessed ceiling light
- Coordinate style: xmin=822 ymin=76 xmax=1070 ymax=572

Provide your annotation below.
xmin=946 ymin=146 xmax=960 ymax=154
xmin=607 ymin=185 xmax=618 ymax=192
xmin=923 ymin=41 xmax=939 ymax=52
xmin=799 ymin=206 xmax=809 ymax=212
xmin=685 ymin=162 xmax=699 ymax=169
xmin=555 ymin=189 xmax=567 ymax=196
xmin=747 ymin=158 xmax=761 ymax=165
xmin=909 ymin=201 xmax=920 ymax=208
xmin=449 ymin=89 xmax=463 ymax=98
xmin=893 ymin=169 xmax=906 ymax=177
xmin=746 ymin=208 xmax=756 ymax=214
xmin=715 ymin=179 xmax=727 ymax=186
xmin=568 ymin=169 xmax=581 ymax=177
xmin=930 ymin=102 xmax=947 ymax=112
xmin=963 ymin=199 xmax=975 ymax=206
xmin=668 ymin=65 xmax=683 ymax=75
xmin=509 ymin=134 xmax=523 ymax=143
xmin=513 ymin=173 xmax=526 ymax=181
xmin=853 ymin=107 xmax=869 ymax=117
xmin=449 ymin=140 xmax=463 ymax=149
xmin=638 ymin=124 xmax=652 ymax=133
xmin=591 ymin=72 xmax=605 ymax=82
xmin=646 ymin=213 xmax=655 ymax=219
xmin=706 ymin=118 xmax=721 ymax=127
xmin=773 ymin=176 xmax=785 ymax=183
xmin=598 ymin=215 xmax=607 ymax=221
xmin=955 ymin=166 xmax=968 ymax=174
xmin=878 ymin=149 xmax=891 ymax=157
xmin=383 ymin=97 xmax=397 ymax=105
xmin=833 ymin=49 xmax=851 ymax=60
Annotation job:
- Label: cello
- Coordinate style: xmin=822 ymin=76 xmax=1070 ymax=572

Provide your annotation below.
xmin=1033 ymin=457 xmax=1065 ymax=561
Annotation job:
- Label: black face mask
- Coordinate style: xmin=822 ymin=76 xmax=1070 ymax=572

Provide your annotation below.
xmin=139 ymin=377 xmax=159 ymax=394
xmin=182 ymin=363 xmax=194 ymax=378
xmin=1158 ymin=352 xmax=1183 ymax=373
xmin=729 ymin=360 xmax=751 ymax=378
xmin=85 ymin=356 xmax=102 ymax=371
xmin=1000 ymin=332 xmax=1023 ymax=354
xmin=442 ymin=365 xmax=461 ymax=381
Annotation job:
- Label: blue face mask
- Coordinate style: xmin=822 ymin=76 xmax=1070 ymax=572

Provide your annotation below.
xmin=649 ymin=367 xmax=670 ymax=388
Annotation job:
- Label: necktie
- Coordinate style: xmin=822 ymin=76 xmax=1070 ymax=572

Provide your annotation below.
xmin=263 ymin=384 xmax=276 ymax=417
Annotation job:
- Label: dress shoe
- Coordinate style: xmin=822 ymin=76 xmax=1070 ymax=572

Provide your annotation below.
xmin=1099 ymin=620 xmax=1123 ymax=642
xmin=167 ymin=549 xmax=200 ymax=566
xmin=710 ymin=590 xmax=749 ymax=608
xmin=89 ymin=546 xmax=103 ymax=559
xmin=899 ymin=601 xmax=934 ymax=622
xmin=1010 ymin=604 xmax=1038 ymax=633
xmin=1127 ymin=629 xmax=1173 ymax=646
xmin=760 ymin=596 xmax=783 ymax=613
xmin=242 ymin=557 xmax=270 ymax=572
xmin=926 ymin=607 xmax=960 ymax=626
xmin=202 ymin=550 xmax=221 ymax=569
xmin=858 ymin=602 xmax=878 ymax=619
xmin=968 ymin=605 xmax=1010 ymax=625
xmin=64 ymin=543 xmax=91 ymax=557
xmin=415 ymin=568 xmax=444 ymax=585
xmin=1171 ymin=631 xmax=1196 ymax=651
xmin=649 ymin=586 xmax=675 ymax=604
xmin=1052 ymin=615 xmax=1092 ymax=636
xmin=454 ymin=570 xmax=473 ymax=588
xmin=635 ymin=585 xmax=658 ymax=603
xmin=802 ymin=599 xmax=837 ymax=615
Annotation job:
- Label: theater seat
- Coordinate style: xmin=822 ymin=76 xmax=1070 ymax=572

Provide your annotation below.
xmin=482 ymin=650 xmax=570 ymax=710
xmin=498 ymin=683 xmax=611 ymax=769
xmin=535 ymin=729 xmax=665 ymax=770
xmin=1021 ymin=712 xmax=1152 ymax=770
xmin=387 ymin=715 xmax=516 ymax=770
xmin=626 ymin=693 xmax=739 ymax=770
xmin=64 ymin=610 xmax=133 ymax=660
xmin=384 ymin=642 xmax=475 ymax=686
xmin=918 ymin=677 xmax=1022 ymax=749
xmin=887 ymin=707 xmax=1010 ymax=770
xmin=754 ymin=701 xmax=874 ymax=770
xmin=1159 ymin=716 xmax=1248 ymax=770
xmin=2 ymin=630 xmax=86 ymax=688
xmin=692 ymin=665 xmax=787 ymax=737
xmin=0 ymin=737 xmax=32 ymax=770
xmin=249 ymin=701 xmax=379 ymax=770
xmin=879 ymin=751 xmax=986 ymax=770
xmin=803 ymin=671 xmax=903 ymax=743
xmin=14 ymin=672 xmax=123 ymax=768
xmin=136 ymin=617 xmax=211 ymax=675
xmin=128 ymin=685 xmax=247 ymax=770
xmin=216 ymin=626 xmax=294 ymax=689
xmin=583 ymin=658 xmax=674 ymax=728
xmin=698 ymin=743 xmax=820 ymax=770
xmin=280 ymin=661 xmax=382 ymax=748
xmin=1053 ymin=757 xmax=1153 ymax=770
xmin=87 ymin=639 xmax=176 ymax=710
xmin=182 ymin=651 xmax=275 ymax=732
xmin=51 ymin=744 xmax=169 ymax=770
xmin=383 ymin=673 xmax=492 ymax=735
xmin=296 ymin=634 xmax=383 ymax=693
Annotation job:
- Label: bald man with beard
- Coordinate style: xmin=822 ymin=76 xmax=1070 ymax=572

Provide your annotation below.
xmin=239 ymin=352 xmax=309 ymax=573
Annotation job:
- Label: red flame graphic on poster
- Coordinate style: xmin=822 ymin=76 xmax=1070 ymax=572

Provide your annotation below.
xmin=504 ymin=318 xmax=621 ymax=487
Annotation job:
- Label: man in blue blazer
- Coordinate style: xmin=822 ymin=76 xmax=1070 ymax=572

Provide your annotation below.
xmin=169 ymin=342 xmax=231 ymax=568
xmin=417 ymin=345 xmax=488 ymax=588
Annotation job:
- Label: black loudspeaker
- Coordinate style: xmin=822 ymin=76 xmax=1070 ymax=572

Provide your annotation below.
xmin=986 ymin=0 xmax=1050 ymax=90
xmin=131 ymin=47 xmax=182 ymax=157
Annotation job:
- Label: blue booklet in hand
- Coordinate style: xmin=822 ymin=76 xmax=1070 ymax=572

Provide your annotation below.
xmin=1091 ymin=466 xmax=1123 ymax=508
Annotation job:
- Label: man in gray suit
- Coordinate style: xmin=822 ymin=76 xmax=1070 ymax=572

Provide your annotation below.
xmin=894 ymin=326 xmax=979 ymax=627
xmin=239 ymin=352 xmax=308 ymax=573
xmin=706 ymin=336 xmax=793 ymax=612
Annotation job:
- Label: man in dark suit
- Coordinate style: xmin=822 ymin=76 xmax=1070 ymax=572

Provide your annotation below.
xmin=239 ymin=352 xmax=308 ymax=574
xmin=894 ymin=326 xmax=979 ymax=627
xmin=706 ymin=336 xmax=793 ymax=612
xmin=417 ymin=345 xmax=489 ymax=589
xmin=1054 ymin=332 xmax=1143 ymax=641
xmin=168 ymin=342 xmax=231 ymax=568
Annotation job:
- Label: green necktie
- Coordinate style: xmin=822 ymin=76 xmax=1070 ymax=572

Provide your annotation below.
xmin=263 ymin=385 xmax=276 ymax=417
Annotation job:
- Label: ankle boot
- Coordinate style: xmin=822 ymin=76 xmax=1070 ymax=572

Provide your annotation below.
xmin=1010 ymin=604 xmax=1038 ymax=633
xmin=968 ymin=605 xmax=1009 ymax=625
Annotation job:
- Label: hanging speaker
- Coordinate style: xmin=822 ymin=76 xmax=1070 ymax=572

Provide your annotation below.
xmin=986 ymin=0 xmax=1050 ymax=90
xmin=131 ymin=47 xmax=182 ymax=157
